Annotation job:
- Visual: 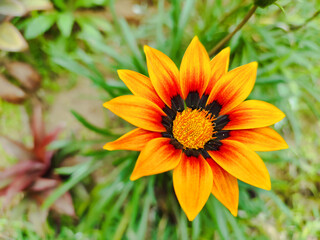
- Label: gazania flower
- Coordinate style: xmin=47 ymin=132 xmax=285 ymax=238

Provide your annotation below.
xmin=103 ymin=36 xmax=288 ymax=220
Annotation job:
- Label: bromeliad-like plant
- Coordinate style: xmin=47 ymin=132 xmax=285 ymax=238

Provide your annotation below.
xmin=103 ymin=36 xmax=288 ymax=221
xmin=0 ymin=103 xmax=75 ymax=217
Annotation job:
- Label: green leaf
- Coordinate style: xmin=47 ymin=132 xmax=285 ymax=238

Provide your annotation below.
xmin=76 ymin=16 xmax=103 ymax=41
xmin=71 ymin=110 xmax=116 ymax=136
xmin=0 ymin=22 xmax=28 ymax=52
xmin=226 ymin=214 xmax=246 ymax=240
xmin=207 ymin=197 xmax=230 ymax=239
xmin=88 ymin=16 xmax=112 ymax=33
xmin=80 ymin=36 xmax=133 ymax=68
xmin=274 ymin=2 xmax=286 ymax=14
xmin=169 ymin=0 xmax=195 ymax=59
xmin=178 ymin=213 xmax=188 ymax=240
xmin=136 ymin=193 xmax=152 ymax=240
xmin=100 ymin=182 xmax=133 ymax=230
xmin=42 ymin=159 xmax=100 ymax=210
xmin=52 ymin=0 xmax=66 ymax=10
xmin=75 ymin=0 xmax=107 ymax=8
xmin=57 ymin=12 xmax=74 ymax=37
xmin=24 ymin=13 xmax=57 ymax=39
xmin=297 ymin=80 xmax=320 ymax=102
xmin=118 ymin=18 xmax=146 ymax=73
xmin=191 ymin=216 xmax=201 ymax=240
xmin=256 ymin=75 xmax=286 ymax=84
xmin=52 ymin=55 xmax=92 ymax=78
xmin=0 ymin=0 xmax=26 ymax=16
xmin=262 ymin=190 xmax=293 ymax=218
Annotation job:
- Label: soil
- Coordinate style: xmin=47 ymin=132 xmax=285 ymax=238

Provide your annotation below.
xmin=46 ymin=77 xmax=106 ymax=139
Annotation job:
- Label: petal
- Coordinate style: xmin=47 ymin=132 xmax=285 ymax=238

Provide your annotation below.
xmin=204 ymin=47 xmax=230 ymax=95
xmin=224 ymin=100 xmax=286 ymax=130
xmin=208 ymin=140 xmax=271 ymax=190
xmin=103 ymin=95 xmax=166 ymax=132
xmin=130 ymin=138 xmax=182 ymax=180
xmin=228 ymin=127 xmax=288 ymax=152
xmin=103 ymin=128 xmax=162 ymax=151
xmin=144 ymin=45 xmax=181 ymax=108
xmin=206 ymin=62 xmax=257 ymax=115
xmin=173 ymin=154 xmax=213 ymax=221
xmin=206 ymin=158 xmax=239 ymax=216
xmin=117 ymin=70 xmax=165 ymax=109
xmin=180 ymin=36 xmax=211 ymax=100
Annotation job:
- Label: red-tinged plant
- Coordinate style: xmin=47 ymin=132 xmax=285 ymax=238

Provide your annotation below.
xmin=0 ymin=104 xmax=75 ymax=217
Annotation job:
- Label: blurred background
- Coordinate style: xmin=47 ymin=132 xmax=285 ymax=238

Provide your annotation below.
xmin=0 ymin=0 xmax=319 ymax=239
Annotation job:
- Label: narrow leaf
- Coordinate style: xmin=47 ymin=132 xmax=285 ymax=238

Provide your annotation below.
xmin=71 ymin=110 xmax=116 ymax=136
xmin=57 ymin=12 xmax=74 ymax=37
xmin=24 ymin=13 xmax=56 ymax=39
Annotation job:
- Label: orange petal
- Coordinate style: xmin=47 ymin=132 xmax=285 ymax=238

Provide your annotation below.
xmin=103 ymin=128 xmax=162 ymax=151
xmin=117 ymin=70 xmax=165 ymax=109
xmin=208 ymin=140 xmax=271 ymax=190
xmin=206 ymin=158 xmax=239 ymax=216
xmin=103 ymin=95 xmax=166 ymax=132
xmin=224 ymin=100 xmax=286 ymax=130
xmin=130 ymin=138 xmax=182 ymax=180
xmin=228 ymin=127 xmax=289 ymax=152
xmin=144 ymin=45 xmax=181 ymax=108
xmin=180 ymin=36 xmax=211 ymax=100
xmin=173 ymin=154 xmax=213 ymax=221
xmin=206 ymin=62 xmax=257 ymax=115
xmin=204 ymin=47 xmax=230 ymax=96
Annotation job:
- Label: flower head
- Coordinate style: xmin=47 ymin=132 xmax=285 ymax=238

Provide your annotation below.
xmin=103 ymin=36 xmax=288 ymax=220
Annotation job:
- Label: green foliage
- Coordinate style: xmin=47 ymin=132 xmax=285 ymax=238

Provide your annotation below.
xmin=2 ymin=0 xmax=320 ymax=239
xmin=24 ymin=13 xmax=57 ymax=39
xmin=56 ymin=12 xmax=74 ymax=37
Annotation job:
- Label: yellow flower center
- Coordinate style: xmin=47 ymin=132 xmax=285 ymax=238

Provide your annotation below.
xmin=172 ymin=108 xmax=216 ymax=149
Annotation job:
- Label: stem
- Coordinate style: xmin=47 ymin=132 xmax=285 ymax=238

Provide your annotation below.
xmin=209 ymin=5 xmax=258 ymax=56
xmin=290 ymin=10 xmax=320 ymax=31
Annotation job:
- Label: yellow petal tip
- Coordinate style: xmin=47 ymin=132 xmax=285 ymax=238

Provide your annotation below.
xmin=186 ymin=213 xmax=198 ymax=221
xmin=130 ymin=167 xmax=143 ymax=181
xmin=129 ymin=174 xmax=139 ymax=181
xmin=103 ymin=101 xmax=111 ymax=109
xmin=263 ymin=180 xmax=272 ymax=191
xmin=143 ymin=45 xmax=152 ymax=53
xmin=190 ymin=36 xmax=202 ymax=46
xmin=222 ymin=46 xmax=231 ymax=53
xmin=265 ymin=185 xmax=272 ymax=191
xmin=103 ymin=143 xmax=112 ymax=151
xmin=230 ymin=208 xmax=238 ymax=217
xmin=117 ymin=69 xmax=125 ymax=75
xmin=192 ymin=35 xmax=199 ymax=41
xmin=249 ymin=61 xmax=258 ymax=69
xmin=282 ymin=142 xmax=289 ymax=150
